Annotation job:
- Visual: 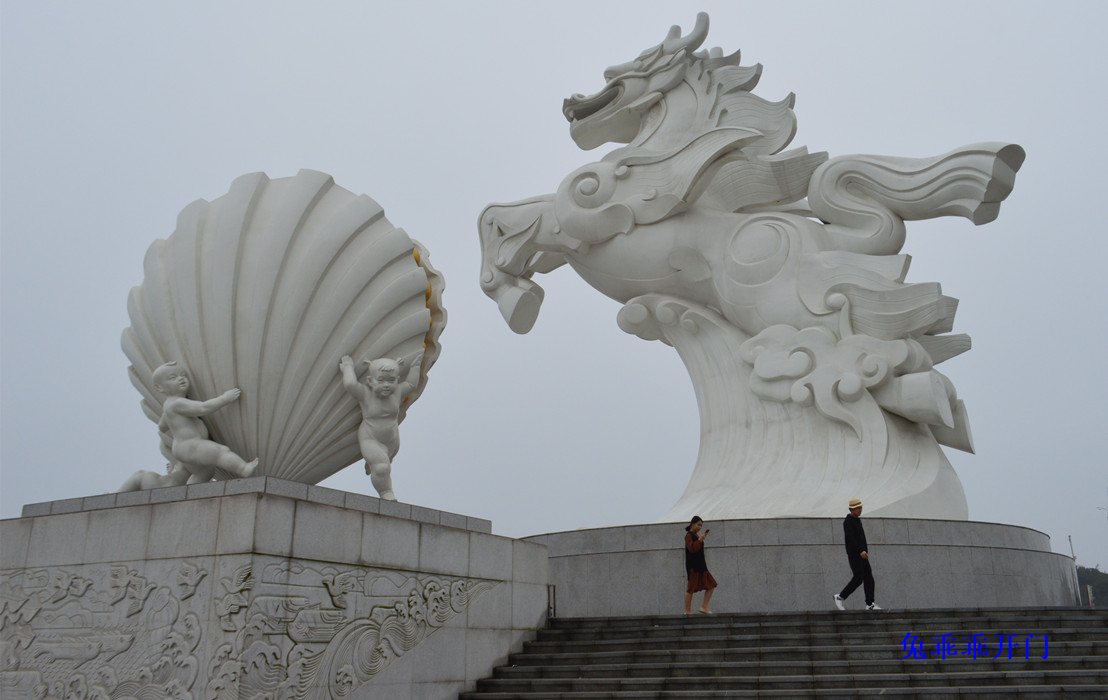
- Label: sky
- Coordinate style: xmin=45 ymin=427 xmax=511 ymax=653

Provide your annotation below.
xmin=3 ymin=1 xmax=1106 ymax=569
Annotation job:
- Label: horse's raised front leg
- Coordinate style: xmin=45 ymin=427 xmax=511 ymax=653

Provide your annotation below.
xmin=808 ymin=142 xmax=1025 ymax=256
xmin=478 ymin=195 xmax=568 ymax=333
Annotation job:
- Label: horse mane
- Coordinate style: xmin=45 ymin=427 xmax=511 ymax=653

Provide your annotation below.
xmin=690 ymin=48 xmax=799 ymax=157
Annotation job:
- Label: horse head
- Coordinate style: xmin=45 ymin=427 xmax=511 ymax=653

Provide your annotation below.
xmin=563 ymin=13 xmax=708 ymax=151
xmin=563 ymin=12 xmax=799 ymax=158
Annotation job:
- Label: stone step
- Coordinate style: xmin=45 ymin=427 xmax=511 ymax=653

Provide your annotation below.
xmin=474 ymin=669 xmax=1108 ymax=693
xmin=516 ymin=633 xmax=1099 ymax=660
xmin=543 ymin=611 xmax=1108 ymax=637
xmin=536 ymin=624 xmax=1099 ymax=646
xmin=462 ymin=685 xmax=1108 ymax=699
xmin=464 ymin=608 xmax=1108 ymax=699
xmin=547 ymin=608 xmax=1108 ymax=629
xmin=495 ymin=655 xmax=1105 ymax=679
xmin=522 ymin=635 xmax=1105 ymax=658
xmin=549 ymin=602 xmax=1103 ymax=620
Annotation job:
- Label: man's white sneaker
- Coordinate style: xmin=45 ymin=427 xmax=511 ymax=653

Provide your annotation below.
xmin=833 ymin=594 xmax=845 ymax=611
xmin=867 ymin=603 xmax=882 ymax=611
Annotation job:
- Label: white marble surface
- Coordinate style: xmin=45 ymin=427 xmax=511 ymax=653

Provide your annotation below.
xmin=122 ymin=170 xmax=446 ymax=488
xmin=1 ymin=481 xmax=541 ymax=698
xmin=527 ymin=518 xmax=1078 ymax=616
xmin=479 ymin=12 xmax=1022 ymax=520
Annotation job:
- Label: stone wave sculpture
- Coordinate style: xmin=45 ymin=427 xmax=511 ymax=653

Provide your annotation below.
xmin=122 ymin=169 xmax=445 ymax=486
xmin=478 ymin=13 xmax=1023 ymax=520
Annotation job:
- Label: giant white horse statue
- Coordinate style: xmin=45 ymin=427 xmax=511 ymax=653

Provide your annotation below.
xmin=478 ymin=13 xmax=1023 ymax=520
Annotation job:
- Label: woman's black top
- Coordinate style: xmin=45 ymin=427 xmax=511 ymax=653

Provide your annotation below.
xmin=685 ymin=532 xmax=707 ymax=573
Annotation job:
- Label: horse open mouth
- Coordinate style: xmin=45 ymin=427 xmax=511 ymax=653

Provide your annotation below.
xmin=563 ymin=84 xmax=621 ymax=123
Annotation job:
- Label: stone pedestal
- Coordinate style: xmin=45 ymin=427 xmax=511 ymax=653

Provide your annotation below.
xmin=0 ymin=478 xmax=549 ymax=700
xmin=525 ymin=518 xmax=1079 ymax=617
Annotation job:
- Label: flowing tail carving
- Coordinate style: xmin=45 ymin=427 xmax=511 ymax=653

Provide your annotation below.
xmin=808 ymin=143 xmax=1026 ymax=256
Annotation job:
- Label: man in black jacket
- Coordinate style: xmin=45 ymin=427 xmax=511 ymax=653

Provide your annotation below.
xmin=833 ymin=497 xmax=881 ymax=610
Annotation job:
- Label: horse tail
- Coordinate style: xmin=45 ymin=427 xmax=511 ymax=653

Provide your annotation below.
xmin=808 ymin=143 xmax=1025 ymax=256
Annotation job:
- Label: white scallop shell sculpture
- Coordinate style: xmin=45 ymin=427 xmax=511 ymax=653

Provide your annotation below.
xmin=122 ymin=169 xmax=445 ymax=484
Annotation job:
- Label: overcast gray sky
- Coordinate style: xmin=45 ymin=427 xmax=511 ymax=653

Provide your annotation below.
xmin=3 ymin=1 xmax=1106 ymax=569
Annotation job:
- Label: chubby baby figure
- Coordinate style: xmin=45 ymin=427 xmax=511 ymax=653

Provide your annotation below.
xmin=339 ymin=352 xmax=421 ymax=500
xmin=153 ymin=361 xmax=258 ymax=484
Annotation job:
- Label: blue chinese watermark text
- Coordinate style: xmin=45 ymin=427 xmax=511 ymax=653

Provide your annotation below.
xmin=900 ymin=633 xmax=1049 ymax=660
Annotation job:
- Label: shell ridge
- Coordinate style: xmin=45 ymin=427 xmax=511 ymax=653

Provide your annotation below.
xmin=123 ymin=170 xmax=447 ymax=484
xmin=120 ymin=328 xmax=151 ymax=387
xmin=122 ymin=328 xmax=161 ymax=420
xmin=362 ymin=304 xmax=433 ymax=368
xmin=266 ymin=221 xmax=392 ymax=465
xmin=148 ymin=196 xmax=212 ymax=415
xmin=273 ymin=230 xmax=422 ymax=469
xmin=221 ymin=173 xmax=270 ymax=461
xmin=145 ymin=233 xmax=200 ymax=415
xmin=229 ymin=173 xmax=311 ymax=464
xmin=265 ymin=196 xmax=388 ymax=463
xmin=126 ymin=366 xmax=160 ymax=421
xmin=171 ymin=200 xmax=242 ymax=463
xmin=140 ymin=242 xmax=185 ymax=397
xmin=123 ymin=289 xmax=164 ymax=423
xmin=251 ymin=172 xmax=335 ymax=467
xmin=402 ymin=239 xmax=446 ymax=422
xmin=290 ymin=435 xmax=362 ymax=482
xmin=144 ymin=234 xmax=213 ymax=466
xmin=285 ymin=419 xmax=362 ymax=481
xmin=163 ymin=204 xmax=205 ymax=386
xmin=172 ymin=198 xmax=218 ymax=444
xmin=283 ymin=288 xmax=430 ymax=474
xmin=276 ymin=259 xmax=427 ymax=467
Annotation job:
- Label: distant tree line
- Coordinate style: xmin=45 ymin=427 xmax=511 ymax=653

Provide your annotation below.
xmin=1077 ymin=566 xmax=1107 ymax=606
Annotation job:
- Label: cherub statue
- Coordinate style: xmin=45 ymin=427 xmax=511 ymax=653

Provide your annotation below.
xmin=339 ymin=351 xmax=422 ymax=500
xmin=117 ymin=462 xmax=190 ymax=492
xmin=152 ymin=361 xmax=259 ymax=483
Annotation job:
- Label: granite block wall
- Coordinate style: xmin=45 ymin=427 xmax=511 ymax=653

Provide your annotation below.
xmin=526 ymin=518 xmax=1079 ymax=617
xmin=1 ymin=478 xmax=548 ymax=700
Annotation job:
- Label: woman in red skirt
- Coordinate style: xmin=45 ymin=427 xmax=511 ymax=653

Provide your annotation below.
xmin=684 ymin=515 xmax=717 ymax=614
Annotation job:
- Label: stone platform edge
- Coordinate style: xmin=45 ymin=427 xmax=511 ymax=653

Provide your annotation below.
xmin=526 ymin=517 xmax=1058 ymax=555
xmin=2 ymin=480 xmax=547 ymax=699
xmin=525 ymin=518 xmax=1080 ymax=616
xmin=15 ymin=475 xmax=491 ymax=534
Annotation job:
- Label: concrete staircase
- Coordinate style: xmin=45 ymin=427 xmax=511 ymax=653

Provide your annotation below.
xmin=462 ymin=607 xmax=1108 ymax=698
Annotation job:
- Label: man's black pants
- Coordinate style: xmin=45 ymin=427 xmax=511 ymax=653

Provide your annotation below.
xmin=839 ymin=555 xmax=874 ymax=605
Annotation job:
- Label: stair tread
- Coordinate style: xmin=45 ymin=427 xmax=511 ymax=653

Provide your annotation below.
xmin=480 ymin=667 xmax=1108 ymax=682
xmin=550 ymin=607 xmax=1108 ymax=621
xmin=522 ymin=636 xmax=1105 ymax=655
xmin=463 ymin=686 xmax=1108 ymax=699
xmin=542 ymin=617 xmax=1107 ymax=634
xmin=496 ymin=655 xmax=1103 ymax=676
xmin=464 ymin=607 xmax=1108 ymax=698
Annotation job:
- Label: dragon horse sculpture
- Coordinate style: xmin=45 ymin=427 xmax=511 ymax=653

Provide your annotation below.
xmin=479 ymin=13 xmax=1023 ymax=521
